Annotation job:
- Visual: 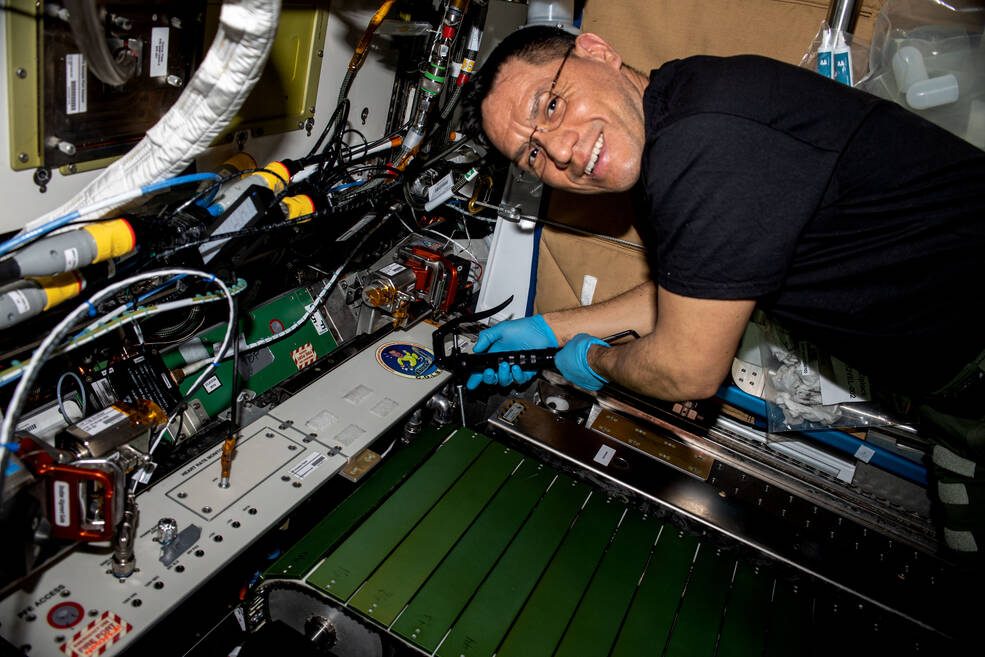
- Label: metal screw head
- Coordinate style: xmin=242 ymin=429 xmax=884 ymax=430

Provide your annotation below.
xmin=15 ymin=68 xmax=27 ymax=78
xmin=17 ymin=152 xmax=29 ymax=163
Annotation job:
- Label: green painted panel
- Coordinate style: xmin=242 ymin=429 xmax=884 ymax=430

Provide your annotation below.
xmin=665 ymin=544 xmax=736 ymax=656
xmin=160 ymin=287 xmax=338 ymax=419
xmin=553 ymin=512 xmax=661 ymax=657
xmin=307 ymin=429 xmax=489 ymax=600
xmin=764 ymin=578 xmax=813 ymax=657
xmin=348 ymin=444 xmax=524 ymax=624
xmin=434 ymin=475 xmax=592 ymax=657
xmin=497 ymin=495 xmax=625 ymax=657
xmin=611 ymin=529 xmax=699 ymax=657
xmin=717 ymin=562 xmax=773 ymax=657
xmin=390 ymin=459 xmax=554 ymax=652
xmin=264 ymin=426 xmax=452 ymax=580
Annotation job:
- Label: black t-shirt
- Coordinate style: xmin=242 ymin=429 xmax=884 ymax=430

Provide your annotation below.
xmin=638 ymin=55 xmax=985 ymax=395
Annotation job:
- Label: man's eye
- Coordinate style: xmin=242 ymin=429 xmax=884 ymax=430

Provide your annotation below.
xmin=527 ymin=146 xmax=540 ymax=167
xmin=545 ymin=96 xmax=559 ymax=118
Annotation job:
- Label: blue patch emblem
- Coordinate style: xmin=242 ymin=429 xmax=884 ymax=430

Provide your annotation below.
xmin=377 ymin=342 xmax=439 ymax=379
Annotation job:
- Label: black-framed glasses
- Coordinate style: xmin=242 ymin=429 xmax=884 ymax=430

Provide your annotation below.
xmin=524 ymin=43 xmax=574 ymax=172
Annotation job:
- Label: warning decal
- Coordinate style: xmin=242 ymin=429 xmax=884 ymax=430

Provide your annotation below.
xmin=291 ymin=342 xmax=318 ymax=370
xmin=61 ymin=610 xmax=132 ymax=656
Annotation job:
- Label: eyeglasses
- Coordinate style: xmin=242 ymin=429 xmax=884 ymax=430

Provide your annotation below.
xmin=524 ymin=43 xmax=574 ymax=174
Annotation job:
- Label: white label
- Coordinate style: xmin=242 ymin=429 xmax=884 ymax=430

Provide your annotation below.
xmin=178 ymin=338 xmax=210 ymax=364
xmin=200 ymin=196 xmax=258 ymax=263
xmin=580 ymin=275 xmax=598 ymax=306
xmin=91 ymin=378 xmax=115 ymax=406
xmin=150 ymin=27 xmax=170 ymax=77
xmin=854 ymin=444 xmax=876 ymax=463
xmin=53 ymin=481 xmax=71 ymax=527
xmin=135 ymin=462 xmax=157 ymax=484
xmin=203 ymin=376 xmax=222 ymax=393
xmin=65 ymin=54 xmax=87 ymax=115
xmin=8 ymin=289 xmax=30 ymax=314
xmin=593 ymin=444 xmax=616 ymax=466
xmin=291 ymin=452 xmax=326 ymax=479
xmin=820 ymin=357 xmax=872 ymax=405
xmin=76 ymin=406 xmax=127 ymax=435
xmin=64 ymin=247 xmax=80 ymax=271
xmin=379 ymin=262 xmax=406 ymax=276
xmin=233 ymin=607 xmax=246 ymax=632
xmin=428 ymin=173 xmax=455 ymax=203
xmin=305 ymin=303 xmax=329 ymax=335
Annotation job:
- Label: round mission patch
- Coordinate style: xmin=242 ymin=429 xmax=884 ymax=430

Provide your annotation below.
xmin=376 ymin=342 xmax=440 ymax=379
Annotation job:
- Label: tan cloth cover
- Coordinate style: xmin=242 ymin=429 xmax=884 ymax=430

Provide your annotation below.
xmin=533 ymin=0 xmax=885 ymax=315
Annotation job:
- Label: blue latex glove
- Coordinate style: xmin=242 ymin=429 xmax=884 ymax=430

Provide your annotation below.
xmin=555 ymin=333 xmax=610 ymax=391
xmin=465 ymin=315 xmax=559 ymax=390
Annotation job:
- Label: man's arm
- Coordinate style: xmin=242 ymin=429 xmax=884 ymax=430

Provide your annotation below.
xmin=543 ymin=281 xmax=659 ymax=344
xmin=586 ymin=285 xmax=754 ymax=400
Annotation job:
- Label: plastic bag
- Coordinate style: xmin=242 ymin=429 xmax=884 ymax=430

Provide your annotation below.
xmin=755 ymin=315 xmax=903 ymax=434
xmin=801 ymin=19 xmax=872 ymax=86
xmin=857 ymin=0 xmax=985 ymax=149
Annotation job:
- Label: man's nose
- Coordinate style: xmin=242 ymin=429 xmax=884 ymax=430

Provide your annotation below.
xmin=541 ymin=127 xmax=577 ymax=169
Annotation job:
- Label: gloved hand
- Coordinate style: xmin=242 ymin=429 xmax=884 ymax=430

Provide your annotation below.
xmin=555 ymin=333 xmax=610 ymax=391
xmin=465 ymin=315 xmax=559 ymax=390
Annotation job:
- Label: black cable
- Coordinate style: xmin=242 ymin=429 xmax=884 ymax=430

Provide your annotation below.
xmin=339 ymin=128 xmax=369 ymax=165
xmin=229 ymin=295 xmax=241 ymax=430
xmin=306 ymin=97 xmax=350 ymax=160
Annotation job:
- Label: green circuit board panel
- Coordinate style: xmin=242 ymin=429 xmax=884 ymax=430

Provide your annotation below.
xmin=261 ymin=427 xmax=954 ymax=656
xmin=160 ymin=286 xmax=337 ymax=420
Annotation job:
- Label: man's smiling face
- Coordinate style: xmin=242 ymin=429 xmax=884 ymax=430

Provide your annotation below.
xmin=481 ymin=33 xmax=648 ymax=194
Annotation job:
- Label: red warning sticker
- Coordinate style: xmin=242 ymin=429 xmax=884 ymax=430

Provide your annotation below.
xmin=291 ymin=342 xmax=317 ymax=370
xmin=61 ymin=610 xmax=132 ymax=656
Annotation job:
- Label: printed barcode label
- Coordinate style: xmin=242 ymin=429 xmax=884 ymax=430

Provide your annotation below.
xmin=65 ymin=53 xmax=87 ymax=115
xmin=150 ymin=27 xmax=170 ymax=77
xmin=291 ymin=452 xmax=325 ymax=479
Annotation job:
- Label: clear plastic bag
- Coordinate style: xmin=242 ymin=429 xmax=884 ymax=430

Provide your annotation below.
xmin=801 ymin=19 xmax=873 ymax=86
xmin=856 ymin=0 xmax=985 ymax=149
xmin=755 ymin=315 xmax=903 ymax=434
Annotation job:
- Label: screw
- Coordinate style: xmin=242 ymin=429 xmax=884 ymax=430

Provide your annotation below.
xmin=16 ymin=68 xmax=27 ymax=78
xmin=17 ymin=153 xmax=29 ymax=163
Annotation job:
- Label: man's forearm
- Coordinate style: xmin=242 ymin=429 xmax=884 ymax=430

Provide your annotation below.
xmin=542 ymin=281 xmax=657 ymax=345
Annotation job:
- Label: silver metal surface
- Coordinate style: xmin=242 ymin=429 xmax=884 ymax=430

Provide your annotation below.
xmin=597 ymin=393 xmax=938 ymax=555
xmin=487 ymin=398 xmax=945 ymax=637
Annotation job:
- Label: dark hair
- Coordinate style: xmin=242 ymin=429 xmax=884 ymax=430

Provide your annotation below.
xmin=460 ymin=26 xmax=577 ymax=149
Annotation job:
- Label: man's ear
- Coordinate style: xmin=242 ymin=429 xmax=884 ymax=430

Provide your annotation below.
xmin=574 ymin=32 xmax=623 ymax=70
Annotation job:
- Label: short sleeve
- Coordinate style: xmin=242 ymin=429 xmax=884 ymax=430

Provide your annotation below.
xmin=642 ymin=113 xmax=839 ymax=299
